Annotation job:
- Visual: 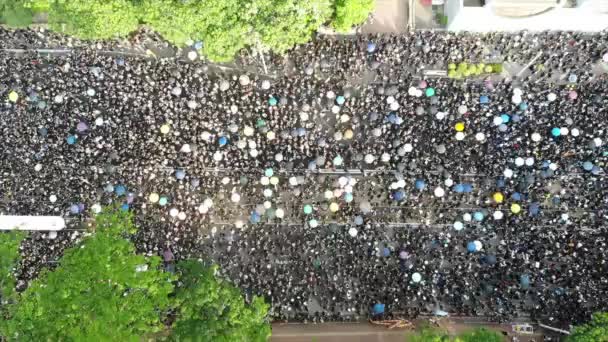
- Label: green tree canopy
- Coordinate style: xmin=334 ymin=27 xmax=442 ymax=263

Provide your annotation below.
xmin=0 ymin=231 xmax=27 ymax=304
xmin=2 ymin=0 xmax=375 ymax=62
xmin=48 ymin=0 xmax=140 ymax=40
xmin=569 ymin=312 xmax=608 ymax=342
xmin=0 ymin=0 xmax=35 ymax=27
xmin=171 ymin=260 xmax=271 ymax=342
xmin=457 ymin=327 xmax=503 ymax=342
xmin=332 ymin=0 xmax=375 ymax=33
xmin=1 ymin=210 xmax=175 ymax=341
xmin=408 ymin=328 xmax=451 ymax=342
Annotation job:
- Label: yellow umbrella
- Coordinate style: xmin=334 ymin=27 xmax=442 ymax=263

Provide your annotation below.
xmin=344 ymin=129 xmax=354 ymax=140
xmin=455 ymin=122 xmax=465 ymax=132
xmin=8 ymin=91 xmax=18 ymax=102
xmin=329 ymin=202 xmax=339 ymax=212
xmin=148 ymin=193 xmax=160 ymax=203
xmin=160 ymin=124 xmax=171 ymax=134
xmin=492 ymin=192 xmax=504 ymax=203
xmin=510 ymin=203 xmax=521 ymax=214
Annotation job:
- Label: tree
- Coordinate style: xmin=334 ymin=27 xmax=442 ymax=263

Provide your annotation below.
xmin=141 ymin=0 xmax=251 ymax=62
xmin=407 ymin=328 xmax=450 ymax=342
xmin=332 ymin=0 xmax=375 ymax=33
xmin=170 ymin=260 xmax=271 ymax=342
xmin=0 ymin=0 xmax=34 ymax=27
xmin=0 ymin=231 xmax=27 ymax=310
xmin=1 ymin=210 xmax=175 ymax=341
xmin=48 ymin=0 xmax=141 ymax=40
xmin=457 ymin=327 xmax=503 ymax=342
xmin=253 ymin=0 xmax=333 ymax=54
xmin=569 ymin=312 xmax=608 ymax=342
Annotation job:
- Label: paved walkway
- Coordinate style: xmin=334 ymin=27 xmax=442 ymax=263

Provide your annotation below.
xmin=361 ymin=0 xmax=410 ymax=33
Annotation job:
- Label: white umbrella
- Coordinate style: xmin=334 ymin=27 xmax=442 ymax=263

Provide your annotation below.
xmin=474 ymin=240 xmax=483 ymax=251
xmin=412 ymin=272 xmax=422 ymax=283
xmin=434 ymin=187 xmax=445 ymax=197
xmin=348 ymin=227 xmax=358 ymax=237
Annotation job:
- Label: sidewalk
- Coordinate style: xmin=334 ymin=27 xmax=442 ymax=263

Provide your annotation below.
xmin=360 ymin=0 xmax=410 ymax=33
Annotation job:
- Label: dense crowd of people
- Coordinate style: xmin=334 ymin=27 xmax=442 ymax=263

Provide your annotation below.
xmin=1 ymin=27 xmax=607 ymax=327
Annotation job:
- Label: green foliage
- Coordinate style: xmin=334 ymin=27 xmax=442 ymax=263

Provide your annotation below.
xmin=48 ymin=0 xmax=140 ymax=39
xmin=332 ymin=0 xmax=375 ymax=33
xmin=569 ymin=312 xmax=608 ymax=342
xmin=408 ymin=328 xmax=450 ymax=342
xmin=24 ymin=0 xmax=51 ymax=13
xmin=448 ymin=62 xmax=504 ymax=79
xmin=0 ymin=0 xmax=34 ymax=27
xmin=254 ymin=0 xmax=334 ymax=54
xmin=1 ymin=209 xmax=176 ymax=341
xmin=171 ymin=260 xmax=271 ymax=342
xmin=0 ymin=0 xmax=373 ymax=61
xmin=457 ymin=328 xmax=503 ymax=342
xmin=0 ymin=231 xmax=27 ymax=302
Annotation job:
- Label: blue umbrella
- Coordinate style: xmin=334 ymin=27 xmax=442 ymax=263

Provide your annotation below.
xmin=496 ymin=178 xmax=505 ymax=188
xmin=415 ymin=179 xmax=426 ymax=190
xmin=520 ymin=274 xmax=531 ymax=287
xmin=501 ymin=114 xmax=510 ymax=124
xmin=467 ymin=241 xmax=477 ymax=253
xmin=382 ymin=247 xmax=390 ymax=257
xmin=175 ymin=169 xmax=186 ymax=180
xmin=344 ymin=192 xmax=354 ymax=203
xmin=354 ymin=216 xmax=364 ymax=225
xmin=479 ymin=95 xmax=489 ymax=104
xmin=529 ymin=202 xmax=540 ymax=216
xmin=70 ymin=204 xmax=80 ymax=214
xmin=462 ymin=184 xmax=473 ymax=193
xmin=454 ymin=184 xmax=465 ymax=193
xmin=551 ymin=127 xmax=561 ymax=137
xmin=218 ymin=136 xmax=228 ymax=146
xmin=393 ymin=190 xmax=405 ymax=201
xmin=591 ymin=166 xmax=602 ymax=175
xmin=372 ymin=303 xmax=385 ymax=315
xmin=367 ymin=42 xmax=376 ymax=53
xmin=473 ymin=212 xmax=484 ymax=221
xmin=159 ymin=196 xmax=168 ymax=206
xmin=583 ymin=161 xmax=594 ymax=171
xmin=512 ymin=114 xmax=521 ymax=122
xmin=250 ymin=212 xmax=261 ymax=224
xmin=120 ymin=203 xmax=129 ymax=211
xmin=336 ymin=96 xmax=345 ymax=105
xmin=552 ymin=196 xmax=561 ymax=205
xmin=519 ymin=102 xmax=528 ymax=111
xmin=511 ymin=192 xmax=522 ymax=201
xmin=484 ymin=254 xmax=497 ymax=265
xmin=114 ymin=185 xmax=126 ymax=196
xmin=66 ymin=135 xmax=77 ymax=145
xmin=268 ymin=97 xmax=278 ymax=106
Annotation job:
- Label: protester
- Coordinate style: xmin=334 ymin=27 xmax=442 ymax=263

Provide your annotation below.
xmin=0 ymin=27 xmax=607 ymax=326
